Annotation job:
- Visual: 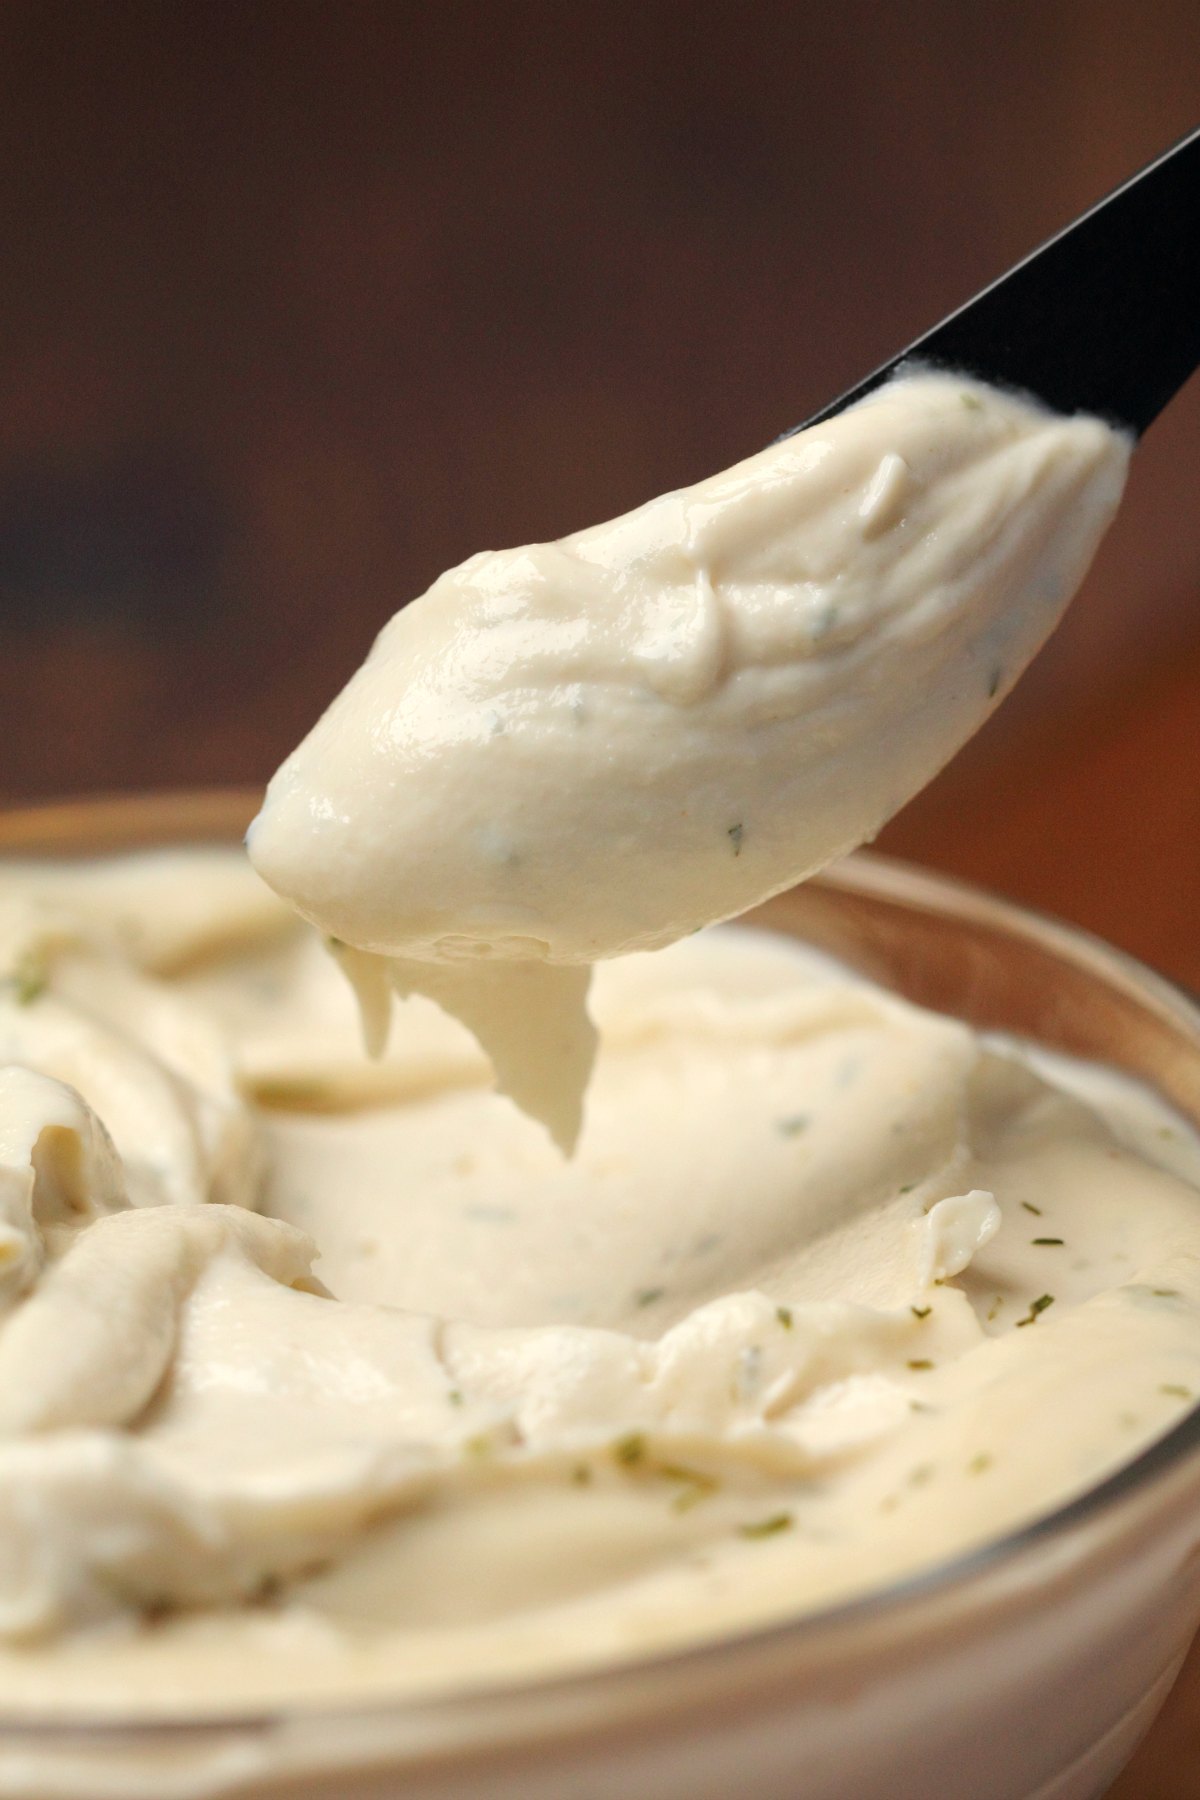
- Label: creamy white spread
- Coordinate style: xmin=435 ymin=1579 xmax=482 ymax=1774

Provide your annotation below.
xmin=0 ymin=370 xmax=1172 ymax=1723
xmin=248 ymin=372 xmax=1130 ymax=1149
xmin=0 ymin=849 xmax=1199 ymax=1716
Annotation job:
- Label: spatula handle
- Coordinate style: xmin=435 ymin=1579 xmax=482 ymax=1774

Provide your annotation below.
xmin=784 ymin=125 xmax=1200 ymax=440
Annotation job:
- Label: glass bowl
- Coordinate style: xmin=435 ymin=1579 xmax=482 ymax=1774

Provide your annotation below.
xmin=2 ymin=788 xmax=1200 ymax=1800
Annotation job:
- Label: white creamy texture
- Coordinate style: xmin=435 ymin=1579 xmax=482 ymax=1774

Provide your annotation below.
xmin=0 ymin=850 xmax=1199 ymax=1716
xmin=249 ymin=372 xmax=1129 ymax=1149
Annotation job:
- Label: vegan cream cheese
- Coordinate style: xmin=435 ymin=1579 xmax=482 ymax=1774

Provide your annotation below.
xmin=0 ymin=368 xmax=1186 ymax=1721
xmin=249 ymin=371 xmax=1130 ymax=1149
xmin=0 ymin=851 xmax=1199 ymax=1717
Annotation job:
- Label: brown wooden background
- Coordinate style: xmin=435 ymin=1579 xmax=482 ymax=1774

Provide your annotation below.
xmin=0 ymin=3 xmax=1198 ymax=1787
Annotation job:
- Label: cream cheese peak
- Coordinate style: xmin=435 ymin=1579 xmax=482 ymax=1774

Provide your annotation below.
xmin=249 ymin=372 xmax=1129 ymax=1147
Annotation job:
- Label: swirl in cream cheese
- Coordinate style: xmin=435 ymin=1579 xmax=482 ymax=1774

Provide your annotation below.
xmin=0 ymin=851 xmax=1197 ymax=1719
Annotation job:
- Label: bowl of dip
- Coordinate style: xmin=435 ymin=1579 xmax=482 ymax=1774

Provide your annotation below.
xmin=1 ymin=788 xmax=1200 ymax=1800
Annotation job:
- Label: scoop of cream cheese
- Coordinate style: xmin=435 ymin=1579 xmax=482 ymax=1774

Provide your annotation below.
xmin=2 ymin=847 xmax=1200 ymax=1728
xmin=248 ymin=372 xmax=1129 ymax=1148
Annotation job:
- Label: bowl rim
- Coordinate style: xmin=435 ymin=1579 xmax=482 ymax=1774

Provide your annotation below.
xmin=2 ymin=785 xmax=1200 ymax=1748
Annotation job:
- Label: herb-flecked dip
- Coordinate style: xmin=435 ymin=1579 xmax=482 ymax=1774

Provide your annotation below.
xmin=4 ymin=371 xmax=1195 ymax=1724
xmin=2 ymin=858 xmax=1200 ymax=1717
xmin=249 ymin=371 xmax=1128 ymax=1149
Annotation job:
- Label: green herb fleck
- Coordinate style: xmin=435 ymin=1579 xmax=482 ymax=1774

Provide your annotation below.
xmin=909 ymin=1463 xmax=935 ymax=1487
xmin=961 ymin=390 xmax=983 ymax=412
xmin=909 ymin=1399 xmax=935 ymax=1415
xmin=986 ymin=1295 xmax=1004 ymax=1322
xmin=6 ymin=954 xmax=47 ymax=1006
xmin=447 ymin=1389 xmax=464 ymax=1407
xmin=613 ymin=1431 xmax=647 ymax=1467
xmin=464 ymin=1433 xmax=493 ymax=1460
xmin=899 ymin=1182 xmax=917 ymax=1195
xmin=1032 ymin=1237 xmax=1064 ymax=1247
xmin=1153 ymin=1288 xmax=1182 ymax=1299
xmin=776 ymin=1114 xmax=810 ymax=1137
xmin=659 ymin=1463 xmax=719 ymax=1513
xmin=634 ymin=1286 xmax=665 ymax=1309
xmin=727 ymin=822 xmax=744 ymax=856
xmin=1021 ymin=1202 xmax=1043 ymax=1217
xmin=324 ymin=936 xmax=346 ymax=953
xmin=1016 ymin=1294 xmax=1055 ymax=1328
xmin=907 ymin=1358 xmax=934 ymax=1371
xmin=911 ymin=1305 xmax=932 ymax=1321
xmin=1160 ymin=1384 xmax=1193 ymax=1401
xmin=811 ymin=598 xmax=838 ymax=639
xmin=776 ymin=1305 xmax=794 ymax=1330
xmin=463 ymin=1201 xmax=517 ymax=1224
xmin=738 ymin=1512 xmax=793 ymax=1540
xmin=968 ymin=1452 xmax=993 ymax=1476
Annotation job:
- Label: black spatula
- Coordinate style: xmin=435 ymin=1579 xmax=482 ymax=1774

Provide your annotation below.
xmin=783 ymin=125 xmax=1200 ymax=441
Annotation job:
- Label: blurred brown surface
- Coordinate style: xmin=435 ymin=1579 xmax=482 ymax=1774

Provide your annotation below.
xmin=1116 ymin=1635 xmax=1200 ymax=1798
xmin=0 ymin=3 xmax=1199 ymax=1789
